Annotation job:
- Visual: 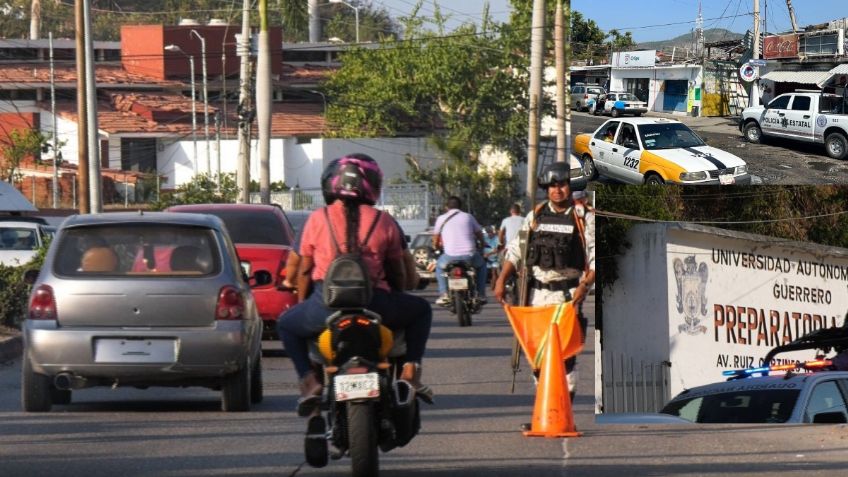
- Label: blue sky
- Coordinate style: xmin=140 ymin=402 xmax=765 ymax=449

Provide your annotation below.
xmin=374 ymin=0 xmax=848 ymax=42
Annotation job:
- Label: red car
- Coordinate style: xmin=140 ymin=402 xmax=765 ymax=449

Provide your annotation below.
xmin=166 ymin=204 xmax=298 ymax=339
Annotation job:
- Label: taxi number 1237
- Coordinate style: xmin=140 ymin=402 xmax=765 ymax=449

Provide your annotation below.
xmin=624 ymin=156 xmax=640 ymax=169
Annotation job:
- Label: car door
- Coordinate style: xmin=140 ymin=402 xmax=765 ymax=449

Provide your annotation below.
xmin=570 ymin=86 xmax=583 ymax=109
xmin=589 ymin=121 xmax=621 ymax=178
xmin=761 ymin=94 xmax=792 ymax=137
xmin=612 ymin=123 xmax=644 ymax=183
xmin=785 ymin=95 xmax=815 ymax=140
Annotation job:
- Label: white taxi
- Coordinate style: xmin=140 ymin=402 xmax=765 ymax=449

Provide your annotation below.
xmin=574 ymin=118 xmax=751 ymax=185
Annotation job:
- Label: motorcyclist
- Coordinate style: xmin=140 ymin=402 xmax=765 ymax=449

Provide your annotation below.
xmin=277 ymin=154 xmax=434 ymax=417
xmin=494 ymin=161 xmax=595 ymax=405
xmin=432 ymin=196 xmax=488 ymax=306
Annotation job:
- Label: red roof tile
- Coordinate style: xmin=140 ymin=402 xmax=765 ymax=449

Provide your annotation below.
xmin=0 ymin=63 xmax=182 ymax=87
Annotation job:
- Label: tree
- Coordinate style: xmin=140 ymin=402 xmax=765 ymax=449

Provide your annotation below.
xmin=324 ymin=3 xmax=528 ymax=161
xmin=607 ymin=29 xmax=636 ymax=51
xmin=0 ymin=128 xmax=46 ymax=182
xmin=150 ymin=172 xmax=239 ymax=210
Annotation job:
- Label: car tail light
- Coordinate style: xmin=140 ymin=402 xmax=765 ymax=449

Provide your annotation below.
xmin=29 ymin=284 xmax=57 ymax=320
xmin=584 ymin=94 xmax=589 ymax=99
xmin=216 ymin=286 xmax=245 ymax=320
xmin=276 ymin=249 xmax=290 ymax=287
xmin=451 ymin=267 xmax=464 ymax=278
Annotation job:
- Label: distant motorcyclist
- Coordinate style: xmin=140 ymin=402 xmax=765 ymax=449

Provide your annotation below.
xmin=432 ymin=196 xmax=488 ymax=306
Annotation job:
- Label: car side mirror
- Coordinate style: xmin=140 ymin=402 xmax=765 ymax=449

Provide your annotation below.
xmin=250 ymin=270 xmax=273 ymax=287
xmin=812 ymin=411 xmax=847 ymax=424
xmin=23 ymin=269 xmax=39 ymax=285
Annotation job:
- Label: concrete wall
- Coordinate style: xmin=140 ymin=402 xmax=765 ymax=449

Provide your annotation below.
xmin=609 ymin=65 xmax=704 ymax=115
xmin=600 ymin=223 xmax=848 ymax=413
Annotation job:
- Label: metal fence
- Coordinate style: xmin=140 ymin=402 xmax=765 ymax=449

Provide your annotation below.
xmin=601 ymin=353 xmax=672 ymax=413
xmin=251 ymin=183 xmax=440 ymax=222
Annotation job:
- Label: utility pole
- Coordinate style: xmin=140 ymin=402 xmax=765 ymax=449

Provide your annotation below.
xmin=75 ymin=0 xmax=89 ymax=214
xmin=30 ymin=0 xmax=41 ymax=40
xmin=786 ymin=0 xmax=799 ymax=33
xmin=257 ymin=0 xmax=271 ymax=204
xmin=49 ymin=32 xmax=59 ymax=208
xmin=555 ymin=0 xmax=571 ymax=164
xmin=526 ymin=0 xmax=545 ymax=208
xmin=191 ymin=30 xmax=211 ymax=177
xmin=83 ymin=0 xmax=101 ymax=212
xmin=236 ymin=0 xmax=252 ymax=203
xmin=751 ymin=0 xmax=761 ymax=107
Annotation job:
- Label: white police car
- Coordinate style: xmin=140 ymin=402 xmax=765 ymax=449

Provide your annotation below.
xmin=574 ymin=118 xmax=751 ymax=185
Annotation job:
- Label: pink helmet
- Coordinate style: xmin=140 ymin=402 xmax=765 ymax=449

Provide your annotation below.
xmin=329 ymin=153 xmax=383 ymax=205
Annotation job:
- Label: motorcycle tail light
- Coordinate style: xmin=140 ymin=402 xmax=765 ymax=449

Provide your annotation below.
xmin=451 ymin=267 xmax=463 ymax=278
xmin=345 ymin=366 xmax=369 ymax=375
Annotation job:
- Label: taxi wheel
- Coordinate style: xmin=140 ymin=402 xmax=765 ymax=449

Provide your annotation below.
xmin=582 ymin=154 xmax=598 ymax=180
xmin=611 ymin=108 xmax=621 ymax=118
xmin=644 ymin=173 xmax=664 ymax=185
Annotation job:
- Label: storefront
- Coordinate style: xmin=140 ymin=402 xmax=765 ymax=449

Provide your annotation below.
xmin=609 ymin=63 xmax=704 ymax=116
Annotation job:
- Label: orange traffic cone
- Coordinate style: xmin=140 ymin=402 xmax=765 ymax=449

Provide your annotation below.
xmin=523 ymin=319 xmax=581 ymax=438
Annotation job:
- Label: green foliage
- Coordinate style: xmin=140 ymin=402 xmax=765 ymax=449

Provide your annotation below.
xmin=249 ymin=180 xmax=290 ymax=192
xmin=0 ymin=238 xmax=49 ymax=330
xmin=324 ymin=4 xmax=529 ymax=161
xmin=1 ymin=128 xmax=46 ymax=182
xmin=405 ymin=139 xmax=520 ymax=226
xmin=150 ymin=172 xmax=239 ymax=210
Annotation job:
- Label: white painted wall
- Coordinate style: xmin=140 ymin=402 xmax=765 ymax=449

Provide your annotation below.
xmin=600 ymin=223 xmax=848 ymax=413
xmin=609 ymin=65 xmax=704 ymax=114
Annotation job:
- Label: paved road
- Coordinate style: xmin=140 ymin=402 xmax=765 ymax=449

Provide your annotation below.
xmin=570 ymin=112 xmax=848 ymax=185
xmin=4 ymin=287 xmax=848 ymax=476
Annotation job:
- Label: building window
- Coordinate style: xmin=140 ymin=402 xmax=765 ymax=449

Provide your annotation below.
xmin=120 ymin=138 xmax=157 ymax=173
xmin=800 ymin=31 xmax=840 ymax=57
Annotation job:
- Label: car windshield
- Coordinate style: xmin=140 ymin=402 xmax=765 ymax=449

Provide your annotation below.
xmin=411 ymin=234 xmax=432 ymax=249
xmin=201 ymin=210 xmax=292 ymax=246
xmin=618 ymin=93 xmax=640 ymax=101
xmin=639 ymin=123 xmax=705 ymax=150
xmin=54 ymin=224 xmax=221 ymax=277
xmin=661 ymin=389 xmax=800 ymax=423
xmin=587 ymin=88 xmax=604 ymax=95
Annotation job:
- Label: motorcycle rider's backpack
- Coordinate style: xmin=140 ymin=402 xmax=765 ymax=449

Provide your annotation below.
xmin=321 ymin=206 xmax=383 ymax=309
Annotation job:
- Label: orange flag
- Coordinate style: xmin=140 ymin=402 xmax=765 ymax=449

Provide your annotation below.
xmin=504 ymin=303 xmax=583 ymax=371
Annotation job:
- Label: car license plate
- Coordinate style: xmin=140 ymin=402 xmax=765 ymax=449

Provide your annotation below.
xmin=448 ymin=278 xmax=468 ymax=290
xmin=718 ymin=174 xmax=735 ymax=185
xmin=334 ymin=373 xmax=380 ymax=401
xmin=94 ymin=338 xmax=176 ymax=363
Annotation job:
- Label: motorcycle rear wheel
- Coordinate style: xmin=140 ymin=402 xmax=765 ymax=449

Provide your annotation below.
xmin=454 ymin=292 xmax=471 ymax=327
xmin=348 ymin=401 xmax=379 ymax=477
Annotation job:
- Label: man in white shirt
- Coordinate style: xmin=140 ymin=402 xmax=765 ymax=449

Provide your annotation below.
xmin=498 ymin=204 xmax=524 ymax=251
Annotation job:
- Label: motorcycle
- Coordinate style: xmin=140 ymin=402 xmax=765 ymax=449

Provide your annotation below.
xmin=304 ymin=309 xmax=420 ymax=477
xmin=441 ymin=260 xmax=483 ymax=327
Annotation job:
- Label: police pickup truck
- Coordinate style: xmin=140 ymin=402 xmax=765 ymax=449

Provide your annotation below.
xmin=740 ymin=91 xmax=848 ymax=160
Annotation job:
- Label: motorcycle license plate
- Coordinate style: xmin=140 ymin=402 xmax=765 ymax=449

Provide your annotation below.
xmin=718 ymin=174 xmax=735 ymax=185
xmin=334 ymin=373 xmax=380 ymax=401
xmin=448 ymin=278 xmax=468 ymax=290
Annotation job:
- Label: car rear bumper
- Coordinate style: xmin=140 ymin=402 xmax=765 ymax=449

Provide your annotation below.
xmin=24 ymin=320 xmax=254 ymax=379
xmin=253 ymin=286 xmax=297 ymax=323
xmin=621 ymin=107 xmax=648 ymax=114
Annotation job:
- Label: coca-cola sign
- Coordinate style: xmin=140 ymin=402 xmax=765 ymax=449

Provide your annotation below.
xmin=763 ymin=34 xmax=799 ymax=59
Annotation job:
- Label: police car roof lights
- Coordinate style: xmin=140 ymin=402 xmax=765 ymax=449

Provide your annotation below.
xmin=723 ymin=359 xmax=832 ymax=380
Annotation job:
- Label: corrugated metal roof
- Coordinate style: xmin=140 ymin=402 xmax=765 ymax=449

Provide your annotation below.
xmin=760 ymin=70 xmax=831 ymax=83
xmin=828 ymin=64 xmax=848 ymax=75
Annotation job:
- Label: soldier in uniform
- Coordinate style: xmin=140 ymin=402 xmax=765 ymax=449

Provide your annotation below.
xmin=494 ymin=161 xmax=595 ymax=400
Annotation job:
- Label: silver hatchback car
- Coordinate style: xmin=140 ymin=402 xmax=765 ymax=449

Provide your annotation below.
xmin=22 ymin=212 xmax=270 ymax=412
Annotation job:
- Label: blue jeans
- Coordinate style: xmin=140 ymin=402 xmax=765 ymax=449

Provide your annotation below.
xmin=278 ymin=282 xmax=433 ymax=378
xmin=436 ymin=252 xmax=487 ymax=298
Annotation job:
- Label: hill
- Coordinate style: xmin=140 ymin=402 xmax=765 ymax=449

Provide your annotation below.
xmin=636 ymin=28 xmax=745 ymax=50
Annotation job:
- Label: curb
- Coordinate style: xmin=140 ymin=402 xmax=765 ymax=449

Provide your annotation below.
xmin=0 ymin=335 xmax=22 ymax=362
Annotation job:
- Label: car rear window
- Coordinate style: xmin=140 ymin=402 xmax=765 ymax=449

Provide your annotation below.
xmin=199 ymin=210 xmax=291 ymax=246
xmin=54 ymin=224 xmax=221 ymax=277
xmin=587 ymin=88 xmax=604 ymax=95
xmin=0 ymin=227 xmax=38 ymax=250
xmin=661 ymin=389 xmax=800 ymax=423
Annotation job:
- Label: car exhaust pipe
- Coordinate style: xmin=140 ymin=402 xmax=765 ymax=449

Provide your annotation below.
xmin=53 ymin=373 xmax=73 ymax=390
xmin=53 ymin=372 xmax=86 ymax=390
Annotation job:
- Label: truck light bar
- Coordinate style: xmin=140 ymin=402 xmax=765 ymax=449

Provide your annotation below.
xmin=723 ymin=359 xmax=832 ymax=378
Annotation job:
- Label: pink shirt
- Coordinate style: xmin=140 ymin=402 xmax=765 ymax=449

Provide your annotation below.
xmin=299 ymin=202 xmax=403 ymax=291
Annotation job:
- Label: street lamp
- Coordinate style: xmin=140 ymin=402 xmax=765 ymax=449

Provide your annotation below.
xmin=164 ymin=44 xmax=198 ymax=172
xmin=190 ymin=29 xmax=211 ymax=176
xmin=329 ymin=0 xmax=360 ymax=44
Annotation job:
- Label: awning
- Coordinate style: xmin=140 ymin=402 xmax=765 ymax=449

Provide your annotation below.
xmin=760 ymin=70 xmax=832 ymax=84
xmin=816 ymin=64 xmax=848 ymax=87
xmin=0 ymin=181 xmax=37 ymax=212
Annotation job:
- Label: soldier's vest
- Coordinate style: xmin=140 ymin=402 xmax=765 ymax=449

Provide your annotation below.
xmin=526 ymin=203 xmax=586 ymax=271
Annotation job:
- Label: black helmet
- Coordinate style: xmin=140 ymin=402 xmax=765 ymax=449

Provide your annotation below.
xmin=320 ymin=158 xmax=342 ymax=204
xmin=537 ymin=161 xmax=570 ymax=189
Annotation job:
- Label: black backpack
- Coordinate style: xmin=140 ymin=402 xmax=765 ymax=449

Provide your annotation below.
xmin=322 ymin=206 xmax=382 ymax=309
